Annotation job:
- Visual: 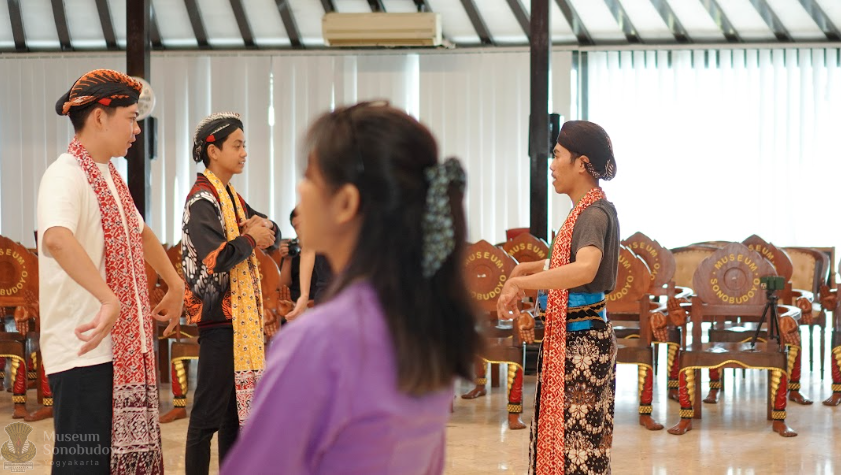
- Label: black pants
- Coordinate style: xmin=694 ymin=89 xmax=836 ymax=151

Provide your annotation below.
xmin=48 ymin=362 xmax=113 ymax=475
xmin=185 ymin=326 xmax=239 ymax=475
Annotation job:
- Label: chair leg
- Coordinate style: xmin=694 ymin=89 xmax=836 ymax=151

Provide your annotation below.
xmin=820 ymin=325 xmax=826 ymax=379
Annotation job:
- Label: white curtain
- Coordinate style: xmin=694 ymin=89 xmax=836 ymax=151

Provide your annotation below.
xmin=0 ymin=50 xmax=548 ymax=247
xmin=0 ymin=55 xmax=125 ymax=247
xmin=587 ymin=49 xmax=841 ymax=258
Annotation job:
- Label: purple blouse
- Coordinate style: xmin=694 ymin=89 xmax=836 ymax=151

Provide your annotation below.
xmin=221 ymin=281 xmax=453 ymax=475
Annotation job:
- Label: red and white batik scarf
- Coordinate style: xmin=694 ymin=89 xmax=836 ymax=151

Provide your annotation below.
xmin=534 ymin=186 xmax=606 ymax=475
xmin=69 ymin=138 xmax=163 ymax=474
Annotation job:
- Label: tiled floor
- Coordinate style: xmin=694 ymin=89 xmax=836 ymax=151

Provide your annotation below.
xmin=4 ymin=330 xmax=839 ymax=474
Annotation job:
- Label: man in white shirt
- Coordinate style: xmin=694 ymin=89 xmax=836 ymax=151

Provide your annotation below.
xmin=38 ymin=69 xmax=183 ymax=474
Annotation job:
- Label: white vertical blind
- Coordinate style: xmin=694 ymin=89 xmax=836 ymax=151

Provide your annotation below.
xmin=419 ymin=51 xmax=532 ymax=243
xmin=0 ymin=55 xmax=124 ymax=247
xmin=587 ymin=48 xmax=841 ymax=256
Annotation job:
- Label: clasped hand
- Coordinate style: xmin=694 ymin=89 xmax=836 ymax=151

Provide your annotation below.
xmin=240 ymin=216 xmax=275 ymax=249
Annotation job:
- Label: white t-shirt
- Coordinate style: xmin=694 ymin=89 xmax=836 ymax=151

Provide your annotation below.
xmin=37 ymin=153 xmax=147 ymax=375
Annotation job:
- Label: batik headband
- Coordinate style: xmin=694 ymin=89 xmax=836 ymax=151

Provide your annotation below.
xmin=55 ymin=69 xmax=142 ymax=116
xmin=192 ymin=112 xmax=244 ymax=163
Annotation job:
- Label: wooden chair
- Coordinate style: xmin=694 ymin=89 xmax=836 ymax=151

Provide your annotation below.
xmin=783 ymin=246 xmax=831 ymax=375
xmin=818 ymin=267 xmax=840 ymax=406
xmin=461 ymin=240 xmax=527 ymax=430
xmin=671 ymin=245 xmax=717 ymax=290
xmin=625 ymin=232 xmax=691 ymax=401
xmin=667 ymin=243 xmax=800 ymax=437
xmin=743 ymin=236 xmax=812 ymax=405
xmin=605 ymin=245 xmax=666 ymax=430
xmin=505 ymin=227 xmax=531 ymax=242
xmin=0 ymin=235 xmax=36 ymax=418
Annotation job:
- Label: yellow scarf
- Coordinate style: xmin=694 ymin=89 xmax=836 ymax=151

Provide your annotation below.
xmin=203 ymin=169 xmax=265 ymax=425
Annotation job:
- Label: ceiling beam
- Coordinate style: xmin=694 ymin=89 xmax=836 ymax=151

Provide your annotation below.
xmin=504 ymin=0 xmax=530 ymax=40
xmin=459 ymin=0 xmax=493 ymax=45
xmin=184 ymin=0 xmax=210 ymax=48
xmin=150 ymin=2 xmax=163 ymax=48
xmin=229 ymin=0 xmax=256 ymax=48
xmin=320 ymin=0 xmax=335 ymax=13
xmin=555 ymin=0 xmax=594 ymax=46
xmin=50 ymin=0 xmax=72 ymax=51
xmin=647 ymin=0 xmax=690 ymax=43
xmin=603 ymin=0 xmax=640 ymax=43
xmin=7 ymin=0 xmax=27 ymax=51
xmin=275 ymin=0 xmax=303 ymax=48
xmin=366 ymin=0 xmax=385 ymax=12
xmin=746 ymin=0 xmax=792 ymax=42
xmin=698 ymin=0 xmax=741 ymax=42
xmin=94 ymin=0 xmax=118 ymax=50
xmin=795 ymin=0 xmax=840 ymax=41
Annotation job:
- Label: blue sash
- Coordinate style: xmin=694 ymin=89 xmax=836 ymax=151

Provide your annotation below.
xmin=566 ymin=292 xmax=607 ymax=332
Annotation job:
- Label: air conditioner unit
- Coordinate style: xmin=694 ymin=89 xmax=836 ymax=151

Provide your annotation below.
xmin=322 ymin=12 xmax=442 ymax=47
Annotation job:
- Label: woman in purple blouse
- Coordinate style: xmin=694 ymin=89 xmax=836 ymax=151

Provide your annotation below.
xmin=221 ymin=102 xmax=481 ymax=475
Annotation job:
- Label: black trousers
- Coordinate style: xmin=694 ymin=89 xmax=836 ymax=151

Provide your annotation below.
xmin=185 ymin=326 xmax=239 ymax=475
xmin=48 ymin=362 xmax=113 ymax=475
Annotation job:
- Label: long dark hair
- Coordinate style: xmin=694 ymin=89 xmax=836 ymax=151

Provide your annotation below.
xmin=305 ymin=102 xmax=480 ymax=395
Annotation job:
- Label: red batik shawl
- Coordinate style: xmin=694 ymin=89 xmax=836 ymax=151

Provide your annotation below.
xmin=68 ymin=139 xmax=163 ymax=474
xmin=534 ymin=186 xmax=606 ymax=475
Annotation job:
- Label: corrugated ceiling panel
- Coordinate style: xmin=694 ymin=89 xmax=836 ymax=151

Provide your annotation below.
xmin=766 ymin=0 xmax=824 ymax=40
xmin=382 ymin=0 xmax=419 ymax=13
xmin=151 ymin=0 xmax=199 ymax=48
xmin=0 ymin=0 xmax=16 ymax=49
xmin=816 ymin=0 xmax=841 ymax=33
xmin=198 ymin=0 xmax=245 ymax=47
xmin=619 ymin=0 xmax=677 ymax=42
xmin=334 ymin=0 xmax=374 ymax=13
xmin=482 ymin=0 xmax=528 ymax=44
xmin=66 ymin=0 xmax=107 ymax=49
xmin=107 ymin=0 xmax=127 ymax=48
xmin=715 ymin=0 xmax=776 ymax=40
xmin=247 ymin=0 xmax=292 ymax=47
xmin=20 ymin=0 xmax=60 ymax=49
xmin=569 ymin=0 xmax=625 ymax=42
xmin=288 ymin=0 xmax=326 ymax=46
xmin=665 ymin=0 xmax=725 ymax=41
xmin=549 ymin=2 xmax=578 ymax=43
xmin=426 ymin=0 xmax=481 ymax=44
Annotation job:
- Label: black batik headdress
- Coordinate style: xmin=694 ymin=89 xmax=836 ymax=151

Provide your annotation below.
xmin=556 ymin=120 xmax=617 ymax=181
xmin=55 ymin=69 xmax=142 ymax=116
